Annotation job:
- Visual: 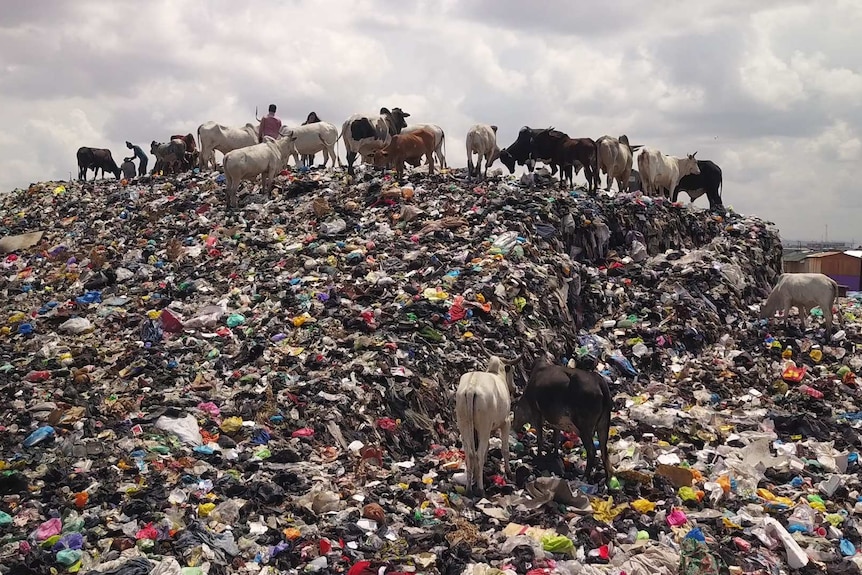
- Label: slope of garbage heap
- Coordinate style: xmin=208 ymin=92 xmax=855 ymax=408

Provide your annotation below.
xmin=1 ymin=167 xmax=861 ymax=575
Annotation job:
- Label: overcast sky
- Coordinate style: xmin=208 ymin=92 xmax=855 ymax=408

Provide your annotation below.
xmin=1 ymin=0 xmax=860 ymax=242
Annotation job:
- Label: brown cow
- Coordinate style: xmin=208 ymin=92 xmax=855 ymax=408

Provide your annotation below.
xmin=170 ymin=133 xmax=199 ymax=171
xmin=372 ymin=128 xmax=435 ymax=180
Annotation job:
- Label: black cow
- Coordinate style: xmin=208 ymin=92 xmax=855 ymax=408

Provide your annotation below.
xmin=512 ymin=354 xmax=613 ymax=487
xmin=76 ymin=147 xmax=121 ymax=181
xmin=554 ymin=136 xmax=599 ymax=192
xmin=500 ymin=127 xmax=599 ymax=191
xmin=673 ymin=159 xmax=723 ymax=209
xmin=499 ymin=126 xmax=559 ymax=175
xmin=300 ymin=111 xmax=322 ymax=167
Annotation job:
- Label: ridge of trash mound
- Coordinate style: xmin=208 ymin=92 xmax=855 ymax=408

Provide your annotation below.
xmin=3 ymin=168 xmax=862 ymax=574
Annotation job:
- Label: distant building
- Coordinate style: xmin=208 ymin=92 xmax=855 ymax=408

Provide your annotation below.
xmin=782 ymin=250 xmax=862 ymax=291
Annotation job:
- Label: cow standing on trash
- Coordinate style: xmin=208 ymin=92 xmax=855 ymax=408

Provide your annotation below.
xmin=222 ymin=135 xmax=293 ymax=209
xmin=150 ymin=139 xmax=187 ymax=175
xmin=759 ymin=273 xmax=845 ymax=333
xmin=76 ymin=147 xmax=121 ymax=181
xmin=455 ymin=353 xmax=522 ymax=497
xmin=465 ymin=124 xmax=501 ymax=181
xmin=512 ymin=354 xmax=614 ymax=488
xmin=197 ymin=121 xmax=259 ymax=170
xmin=341 ymin=107 xmax=410 ymax=176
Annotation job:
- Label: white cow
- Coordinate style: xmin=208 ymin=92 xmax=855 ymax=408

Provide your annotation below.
xmin=465 ymin=124 xmax=501 ymax=180
xmin=637 ymin=147 xmax=700 ymax=198
xmin=596 ymin=135 xmax=640 ymax=193
xmin=454 ymin=354 xmax=520 ymax=497
xmin=222 ymin=136 xmax=292 ymax=209
xmin=197 ymin=121 xmax=259 ymax=170
xmin=341 ymin=107 xmax=410 ymax=176
xmin=279 ymin=122 xmax=342 ymax=168
xmin=759 ymin=273 xmax=845 ymax=332
xmin=402 ymin=123 xmax=447 ymax=168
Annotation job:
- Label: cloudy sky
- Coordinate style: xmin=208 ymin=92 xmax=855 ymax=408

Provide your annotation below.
xmin=1 ymin=0 xmax=860 ymax=242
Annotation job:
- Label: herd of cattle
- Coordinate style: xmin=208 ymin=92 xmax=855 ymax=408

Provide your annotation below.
xmin=74 ymin=106 xmax=725 ymax=210
xmin=71 ymin=107 xmax=851 ymax=499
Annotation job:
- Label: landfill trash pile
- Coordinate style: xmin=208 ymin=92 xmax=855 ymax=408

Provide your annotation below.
xmin=0 ymin=167 xmax=861 ymax=575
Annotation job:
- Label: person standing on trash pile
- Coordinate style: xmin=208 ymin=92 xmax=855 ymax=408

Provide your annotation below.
xmin=120 ymin=157 xmax=136 ymax=180
xmin=125 ymin=141 xmax=148 ymax=176
xmin=258 ymin=104 xmax=282 ymax=142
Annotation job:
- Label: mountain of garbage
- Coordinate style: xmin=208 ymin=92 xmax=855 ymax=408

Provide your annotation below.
xmin=1 ymin=167 xmax=861 ymax=575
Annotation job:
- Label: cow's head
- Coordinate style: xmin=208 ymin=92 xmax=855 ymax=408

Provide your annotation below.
xmin=682 ymin=152 xmax=700 ymax=176
xmin=150 ymin=141 xmax=160 ymax=154
xmin=381 ymin=107 xmax=410 ymax=135
xmin=499 ymin=149 xmax=517 ymax=174
xmin=370 ymin=149 xmax=390 ymax=168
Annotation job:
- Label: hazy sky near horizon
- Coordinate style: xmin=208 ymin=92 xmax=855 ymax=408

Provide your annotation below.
xmin=1 ymin=0 xmax=860 ymax=241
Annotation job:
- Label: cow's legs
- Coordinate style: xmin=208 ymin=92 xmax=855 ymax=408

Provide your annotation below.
xmin=346 ymin=150 xmax=358 ymax=176
xmin=606 ymin=171 xmax=614 ymax=191
xmin=535 ymin=412 xmax=545 ymax=457
xmin=597 ymin=416 xmax=612 ymax=487
xmin=583 ymin=428 xmax=598 ymax=480
xmin=467 ymin=154 xmax=475 ymax=181
xmin=475 ymin=433 xmax=489 ymax=497
xmin=320 ymin=148 xmax=330 ymax=168
xmin=551 ymin=428 xmax=560 ymax=457
xmin=798 ymin=306 xmax=809 ymax=331
xmin=458 ymin=420 xmax=476 ymax=494
xmin=819 ymin=305 xmax=831 ymax=332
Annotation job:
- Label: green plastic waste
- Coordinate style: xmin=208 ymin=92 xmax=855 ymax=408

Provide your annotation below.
xmin=226 ymin=313 xmax=246 ymax=327
xmin=0 ymin=511 xmax=11 ymax=526
xmin=418 ymin=327 xmax=443 ymax=343
xmin=56 ymin=549 xmax=82 ymax=566
xmin=541 ymin=533 xmax=575 ymax=555
xmin=679 ymin=486 xmax=699 ymax=502
xmin=679 ymin=537 xmax=729 ymax=575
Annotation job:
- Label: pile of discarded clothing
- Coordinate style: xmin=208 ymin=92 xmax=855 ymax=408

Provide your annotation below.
xmin=0 ymin=166 xmax=860 ymax=575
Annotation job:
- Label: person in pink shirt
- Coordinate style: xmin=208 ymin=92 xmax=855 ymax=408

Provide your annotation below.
xmin=258 ymin=104 xmax=282 ymax=142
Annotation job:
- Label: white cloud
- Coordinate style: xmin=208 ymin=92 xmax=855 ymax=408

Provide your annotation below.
xmin=1 ymin=0 xmax=861 ymax=242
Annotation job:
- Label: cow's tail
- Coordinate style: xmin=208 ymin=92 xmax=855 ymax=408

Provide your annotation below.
xmin=441 ymin=129 xmax=447 ymax=169
xmin=591 ymin=139 xmax=600 ymax=191
xmin=335 ymin=135 xmax=343 ymax=167
xmin=197 ymin=124 xmax=206 ymax=170
xmin=468 ymin=390 xmax=479 ymax=453
xmin=831 ymin=278 xmax=845 ymax=326
xmin=718 ymin=171 xmax=723 ymax=199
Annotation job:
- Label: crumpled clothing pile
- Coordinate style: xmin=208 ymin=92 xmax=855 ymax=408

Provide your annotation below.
xmin=0 ymin=167 xmax=860 ymax=575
